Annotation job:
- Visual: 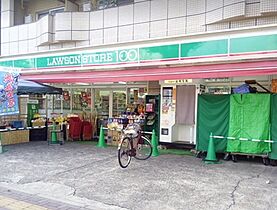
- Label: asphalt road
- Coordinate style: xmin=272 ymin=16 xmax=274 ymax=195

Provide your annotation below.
xmin=0 ymin=141 xmax=276 ymax=210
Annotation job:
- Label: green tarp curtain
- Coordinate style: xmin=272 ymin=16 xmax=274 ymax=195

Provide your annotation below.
xmin=196 ymin=94 xmax=230 ymax=152
xmin=227 ymin=94 xmax=271 ymax=154
xmin=270 ymin=94 xmax=277 ymax=160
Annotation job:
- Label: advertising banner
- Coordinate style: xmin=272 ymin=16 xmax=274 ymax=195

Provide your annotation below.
xmin=0 ymin=68 xmax=20 ymax=116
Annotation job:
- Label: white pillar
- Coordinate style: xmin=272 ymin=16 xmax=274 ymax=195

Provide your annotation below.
xmin=1 ymin=0 xmax=14 ymax=28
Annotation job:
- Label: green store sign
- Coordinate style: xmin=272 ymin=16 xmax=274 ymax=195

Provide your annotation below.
xmin=36 ymin=48 xmax=139 ymax=68
xmin=1 ymin=34 xmax=277 ymax=70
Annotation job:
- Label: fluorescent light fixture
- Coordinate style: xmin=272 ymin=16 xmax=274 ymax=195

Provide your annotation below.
xmin=118 ymin=81 xmax=126 ymax=84
xmin=75 ymin=82 xmax=90 ymax=85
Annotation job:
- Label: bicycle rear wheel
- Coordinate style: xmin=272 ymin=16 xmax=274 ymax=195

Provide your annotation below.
xmin=118 ymin=137 xmax=132 ymax=168
xmin=134 ymin=135 xmax=152 ymax=160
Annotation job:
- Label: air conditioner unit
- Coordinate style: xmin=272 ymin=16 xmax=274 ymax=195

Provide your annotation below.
xmin=83 ymin=2 xmax=92 ymax=11
xmin=24 ymin=14 xmax=33 ymax=23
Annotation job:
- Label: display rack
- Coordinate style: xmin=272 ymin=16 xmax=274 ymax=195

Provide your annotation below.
xmin=144 ymin=95 xmax=160 ymax=139
xmin=113 ymin=92 xmax=126 ymax=117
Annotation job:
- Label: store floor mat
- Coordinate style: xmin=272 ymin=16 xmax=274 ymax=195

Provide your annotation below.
xmin=159 ymin=148 xmax=193 ymax=156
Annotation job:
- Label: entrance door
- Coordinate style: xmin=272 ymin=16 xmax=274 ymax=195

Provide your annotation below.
xmin=173 ymin=85 xmax=196 ymax=144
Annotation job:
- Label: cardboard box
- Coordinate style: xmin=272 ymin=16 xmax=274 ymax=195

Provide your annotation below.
xmin=0 ymin=130 xmax=29 ymax=145
xmin=272 ymin=79 xmax=277 ymax=93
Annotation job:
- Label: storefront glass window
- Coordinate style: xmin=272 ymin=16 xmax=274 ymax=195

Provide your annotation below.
xmin=72 ymin=89 xmax=91 ymax=112
xmin=128 ymin=88 xmax=146 ymax=107
xmin=113 ymin=91 xmax=126 ymax=117
xmin=62 ymin=89 xmax=70 ymax=112
xmin=95 ymin=90 xmax=110 ymax=119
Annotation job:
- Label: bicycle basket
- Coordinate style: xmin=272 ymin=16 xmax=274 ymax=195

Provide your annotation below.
xmin=123 ymin=123 xmax=141 ymax=138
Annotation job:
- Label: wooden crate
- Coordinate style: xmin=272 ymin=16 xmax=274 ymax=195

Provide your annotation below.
xmin=0 ymin=130 xmax=29 ymax=145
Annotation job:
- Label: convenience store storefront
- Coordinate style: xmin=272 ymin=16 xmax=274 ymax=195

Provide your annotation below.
xmin=1 ymin=26 xmax=277 ymax=144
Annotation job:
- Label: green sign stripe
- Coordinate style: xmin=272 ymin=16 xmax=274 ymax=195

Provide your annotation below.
xmin=181 ymin=39 xmax=228 ymax=58
xmin=139 ymin=44 xmax=179 ymax=61
xmin=0 ymin=34 xmax=276 ymax=69
xmin=0 ymin=60 xmax=13 ymax=67
xmin=14 ymin=59 xmax=35 ymax=68
xmin=230 ymin=34 xmax=277 ymax=53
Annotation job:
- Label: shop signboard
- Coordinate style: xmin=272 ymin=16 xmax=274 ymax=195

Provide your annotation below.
xmin=36 ymin=48 xmax=139 ymax=68
xmin=1 ymin=34 xmax=277 ymax=70
xmin=164 ymin=79 xmax=193 ymax=84
xmin=27 ymin=102 xmax=39 ymax=127
xmin=0 ymin=68 xmax=20 ymax=116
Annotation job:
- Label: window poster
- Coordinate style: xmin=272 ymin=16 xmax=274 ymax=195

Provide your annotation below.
xmin=162 ymin=87 xmax=173 ymax=114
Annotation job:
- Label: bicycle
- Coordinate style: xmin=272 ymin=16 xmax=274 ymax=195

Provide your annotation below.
xmin=118 ymin=123 xmax=153 ymax=168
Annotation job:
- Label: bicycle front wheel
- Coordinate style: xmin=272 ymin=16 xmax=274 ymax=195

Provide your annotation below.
xmin=118 ymin=137 xmax=132 ymax=168
xmin=134 ymin=135 xmax=152 ymax=160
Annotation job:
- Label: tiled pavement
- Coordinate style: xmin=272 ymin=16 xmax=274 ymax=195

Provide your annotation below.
xmin=0 ymin=186 xmax=89 ymax=210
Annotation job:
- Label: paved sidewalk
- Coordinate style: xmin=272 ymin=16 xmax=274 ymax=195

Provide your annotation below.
xmin=0 ymin=141 xmax=276 ymax=210
xmin=0 ymin=186 xmax=89 ymax=210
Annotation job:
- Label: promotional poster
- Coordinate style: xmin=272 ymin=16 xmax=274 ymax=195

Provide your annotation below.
xmin=0 ymin=68 xmax=20 ymax=116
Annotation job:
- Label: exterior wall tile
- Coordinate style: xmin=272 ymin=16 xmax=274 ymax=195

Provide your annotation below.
xmin=230 ymin=19 xmax=256 ymax=28
xmin=260 ymin=0 xmax=277 ymax=13
xmin=168 ymin=0 xmax=186 ymax=19
xmin=55 ymin=31 xmax=72 ymax=41
xmin=206 ymin=22 xmax=230 ymax=31
xmin=246 ymin=2 xmax=261 ymax=17
xmin=206 ymin=9 xmax=223 ymax=24
xmin=151 ymin=0 xmax=167 ymax=21
xmin=9 ymin=26 xmax=19 ymax=42
xmin=134 ymin=1 xmax=150 ymax=23
xmin=257 ymin=15 xmax=277 ymax=25
xmin=150 ymin=20 xmax=167 ymax=38
xmin=119 ymin=5 xmax=134 ymax=26
xmin=18 ymin=24 xmax=28 ymax=41
xmin=38 ymin=45 xmax=49 ymax=51
xmin=62 ymin=42 xmax=76 ymax=49
xmin=224 ymin=2 xmax=246 ymax=19
xmin=90 ymin=29 xmax=103 ymax=45
xmin=168 ymin=17 xmax=186 ymax=36
xmin=72 ymin=31 xmax=89 ymax=40
xmin=207 ymin=0 xmax=223 ymax=11
xmin=50 ymin=43 xmax=62 ymax=50
xmin=1 ymin=28 xmax=10 ymax=43
xmin=72 ymin=12 xmax=89 ymax=31
xmin=119 ymin=25 xmax=133 ymax=42
xmin=55 ymin=12 xmax=72 ymax=31
xmin=134 ymin=22 xmax=149 ymax=40
xmin=104 ymin=27 xmax=117 ymax=44
xmin=187 ymin=0 xmax=205 ymax=16
xmin=18 ymin=40 xmax=28 ymax=54
xmin=1 ymin=43 xmax=10 ymax=55
xmin=90 ymin=10 xmax=104 ymax=30
xmin=9 ymin=41 xmax=19 ymax=54
xmin=104 ymin=7 xmax=118 ymax=28
xmin=28 ymin=22 xmax=37 ymax=39
xmin=75 ymin=41 xmax=89 ymax=47
xmin=28 ymin=39 xmax=37 ymax=52
xmin=187 ymin=14 xmax=206 ymax=33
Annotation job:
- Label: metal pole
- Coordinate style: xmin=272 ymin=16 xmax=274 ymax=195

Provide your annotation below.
xmin=0 ymin=133 xmax=3 ymax=154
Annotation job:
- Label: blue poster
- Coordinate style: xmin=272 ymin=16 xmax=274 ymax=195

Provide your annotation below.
xmin=0 ymin=68 xmax=20 ymax=116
